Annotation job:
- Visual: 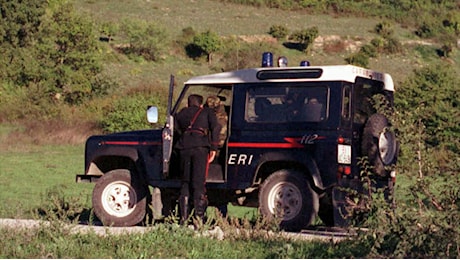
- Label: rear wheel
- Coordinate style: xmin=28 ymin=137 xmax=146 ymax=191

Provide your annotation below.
xmin=259 ymin=170 xmax=319 ymax=231
xmin=92 ymin=169 xmax=149 ymax=226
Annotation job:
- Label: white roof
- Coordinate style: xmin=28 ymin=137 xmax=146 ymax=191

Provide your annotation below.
xmin=185 ymin=65 xmax=394 ymax=92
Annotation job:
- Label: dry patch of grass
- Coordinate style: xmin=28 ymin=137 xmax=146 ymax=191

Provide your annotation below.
xmin=1 ymin=120 xmax=100 ymax=150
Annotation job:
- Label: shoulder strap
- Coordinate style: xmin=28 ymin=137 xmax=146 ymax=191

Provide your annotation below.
xmin=188 ymin=107 xmax=203 ymax=129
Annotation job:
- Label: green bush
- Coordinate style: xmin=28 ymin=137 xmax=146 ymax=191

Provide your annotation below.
xmin=374 ymin=21 xmax=394 ymax=38
xmin=288 ymin=26 xmax=319 ymax=53
xmin=344 ymin=52 xmax=369 ymax=68
xmin=383 ymin=37 xmax=403 ymax=54
xmin=360 ymin=44 xmax=378 ymax=58
xmin=268 ymin=24 xmax=289 ymax=40
xmin=100 ymin=93 xmax=164 ymax=133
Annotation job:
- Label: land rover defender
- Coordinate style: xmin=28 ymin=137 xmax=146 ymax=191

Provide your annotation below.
xmin=76 ymin=53 xmax=398 ymax=231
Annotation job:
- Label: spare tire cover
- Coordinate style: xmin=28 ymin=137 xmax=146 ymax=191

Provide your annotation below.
xmin=361 ymin=114 xmax=397 ymax=177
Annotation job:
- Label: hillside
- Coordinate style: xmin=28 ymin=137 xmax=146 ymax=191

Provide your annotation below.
xmin=74 ymin=0 xmax=450 ymax=87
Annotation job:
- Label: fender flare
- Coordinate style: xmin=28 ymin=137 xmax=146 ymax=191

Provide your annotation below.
xmin=303 ymin=155 xmax=325 ymax=191
xmin=256 ymin=152 xmax=325 ymax=192
xmin=87 ymin=146 xmax=142 ymax=176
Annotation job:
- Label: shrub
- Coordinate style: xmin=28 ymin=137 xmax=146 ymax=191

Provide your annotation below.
xmin=360 ymin=44 xmax=378 ymax=58
xmin=344 ymin=52 xmax=369 ymax=68
xmin=100 ymin=89 xmax=165 ymax=133
xmin=268 ymin=24 xmax=289 ymax=40
xmin=374 ymin=21 xmax=394 ymax=38
xmin=288 ymin=26 xmax=319 ymax=53
xmin=370 ymin=37 xmax=386 ymax=52
xmin=383 ymin=37 xmax=403 ymax=54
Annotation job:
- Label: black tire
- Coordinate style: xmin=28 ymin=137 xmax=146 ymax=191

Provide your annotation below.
xmin=361 ymin=114 xmax=398 ymax=177
xmin=259 ymin=170 xmax=319 ymax=231
xmin=160 ymin=188 xmax=179 ymax=218
xmin=92 ymin=169 xmax=149 ymax=227
xmin=318 ymin=193 xmax=334 ymax=226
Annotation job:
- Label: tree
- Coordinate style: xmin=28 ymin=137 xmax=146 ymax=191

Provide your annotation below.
xmin=0 ymin=0 xmax=47 ymax=85
xmin=192 ymin=30 xmax=222 ymax=64
xmin=120 ymin=19 xmax=168 ymax=62
xmin=395 ymin=63 xmax=459 ymax=151
xmin=37 ymin=2 xmax=102 ymax=104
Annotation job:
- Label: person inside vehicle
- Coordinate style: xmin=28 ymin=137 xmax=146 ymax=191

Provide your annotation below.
xmin=205 ymin=95 xmax=228 ymax=154
xmin=284 ymin=92 xmax=303 ymax=121
xmin=174 ymin=94 xmax=221 ymax=225
xmin=205 ymin=95 xmax=229 ymax=217
xmin=254 ymin=97 xmax=271 ymax=121
xmin=301 ymin=97 xmax=323 ymax=121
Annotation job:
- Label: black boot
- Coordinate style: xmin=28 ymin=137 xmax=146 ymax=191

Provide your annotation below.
xmin=179 ymin=196 xmax=189 ymax=225
xmin=194 ymin=195 xmax=208 ymax=221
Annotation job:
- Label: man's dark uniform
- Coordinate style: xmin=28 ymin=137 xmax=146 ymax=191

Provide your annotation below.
xmin=174 ymin=94 xmax=220 ymax=223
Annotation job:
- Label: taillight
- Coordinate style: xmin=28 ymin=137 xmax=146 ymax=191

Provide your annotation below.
xmin=337 ymin=136 xmax=352 ymax=178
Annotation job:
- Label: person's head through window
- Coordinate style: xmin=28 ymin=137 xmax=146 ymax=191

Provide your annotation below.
xmin=206 ymin=95 xmax=220 ymax=110
xmin=188 ymin=94 xmax=203 ymax=107
xmin=309 ymin=98 xmax=319 ymax=104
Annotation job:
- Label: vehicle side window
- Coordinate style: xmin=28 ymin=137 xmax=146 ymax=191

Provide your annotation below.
xmin=245 ymin=85 xmax=329 ymax=123
xmin=342 ymin=85 xmax=351 ymax=121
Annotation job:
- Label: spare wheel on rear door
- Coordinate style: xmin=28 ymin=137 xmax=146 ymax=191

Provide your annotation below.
xmin=361 ymin=113 xmax=398 ymax=177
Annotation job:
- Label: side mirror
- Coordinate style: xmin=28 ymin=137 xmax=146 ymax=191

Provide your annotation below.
xmin=147 ymin=106 xmax=158 ymax=123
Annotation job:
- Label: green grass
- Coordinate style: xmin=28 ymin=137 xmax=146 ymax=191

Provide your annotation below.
xmin=0 ymin=144 xmax=93 ymax=218
xmin=0 ymin=222 xmax=368 ymax=258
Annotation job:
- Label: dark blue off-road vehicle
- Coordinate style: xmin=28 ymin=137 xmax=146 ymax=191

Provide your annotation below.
xmin=77 ymin=53 xmax=398 ymax=231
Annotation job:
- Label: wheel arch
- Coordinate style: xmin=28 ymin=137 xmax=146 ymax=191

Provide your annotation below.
xmin=86 ymin=147 xmax=144 ymax=180
xmin=254 ymin=152 xmax=325 ymax=192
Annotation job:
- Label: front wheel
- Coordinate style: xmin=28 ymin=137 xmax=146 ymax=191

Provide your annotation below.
xmin=259 ymin=170 xmax=319 ymax=231
xmin=92 ymin=169 xmax=149 ymax=227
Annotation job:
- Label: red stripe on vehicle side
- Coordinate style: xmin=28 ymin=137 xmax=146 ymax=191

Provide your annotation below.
xmin=228 ymin=138 xmax=304 ymax=148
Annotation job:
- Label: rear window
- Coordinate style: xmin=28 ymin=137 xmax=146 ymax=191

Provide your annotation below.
xmin=245 ymin=85 xmax=329 ymax=123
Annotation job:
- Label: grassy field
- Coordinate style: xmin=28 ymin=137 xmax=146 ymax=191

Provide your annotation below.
xmin=0 ymin=143 xmax=92 ymax=218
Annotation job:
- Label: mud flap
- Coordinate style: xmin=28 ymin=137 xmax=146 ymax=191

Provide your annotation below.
xmin=332 ymin=178 xmax=362 ymax=227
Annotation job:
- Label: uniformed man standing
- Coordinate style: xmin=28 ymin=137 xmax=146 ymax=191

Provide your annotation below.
xmin=174 ymin=94 xmax=221 ymax=224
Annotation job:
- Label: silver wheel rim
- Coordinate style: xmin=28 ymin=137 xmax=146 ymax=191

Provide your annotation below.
xmin=379 ymin=129 xmax=396 ymax=165
xmin=101 ymin=181 xmax=136 ymax=217
xmin=267 ymin=182 xmax=302 ymax=221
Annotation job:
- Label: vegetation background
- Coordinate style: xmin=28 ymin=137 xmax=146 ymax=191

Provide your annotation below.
xmin=0 ymin=0 xmax=459 ymax=258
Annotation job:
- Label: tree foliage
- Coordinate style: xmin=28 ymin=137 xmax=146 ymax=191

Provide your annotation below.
xmin=192 ymin=30 xmax=222 ymax=64
xmin=38 ymin=2 xmax=102 ymax=104
xmin=0 ymin=1 xmax=104 ymax=106
xmin=395 ymin=64 xmax=459 ymax=151
xmin=119 ymin=19 xmax=168 ymax=62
